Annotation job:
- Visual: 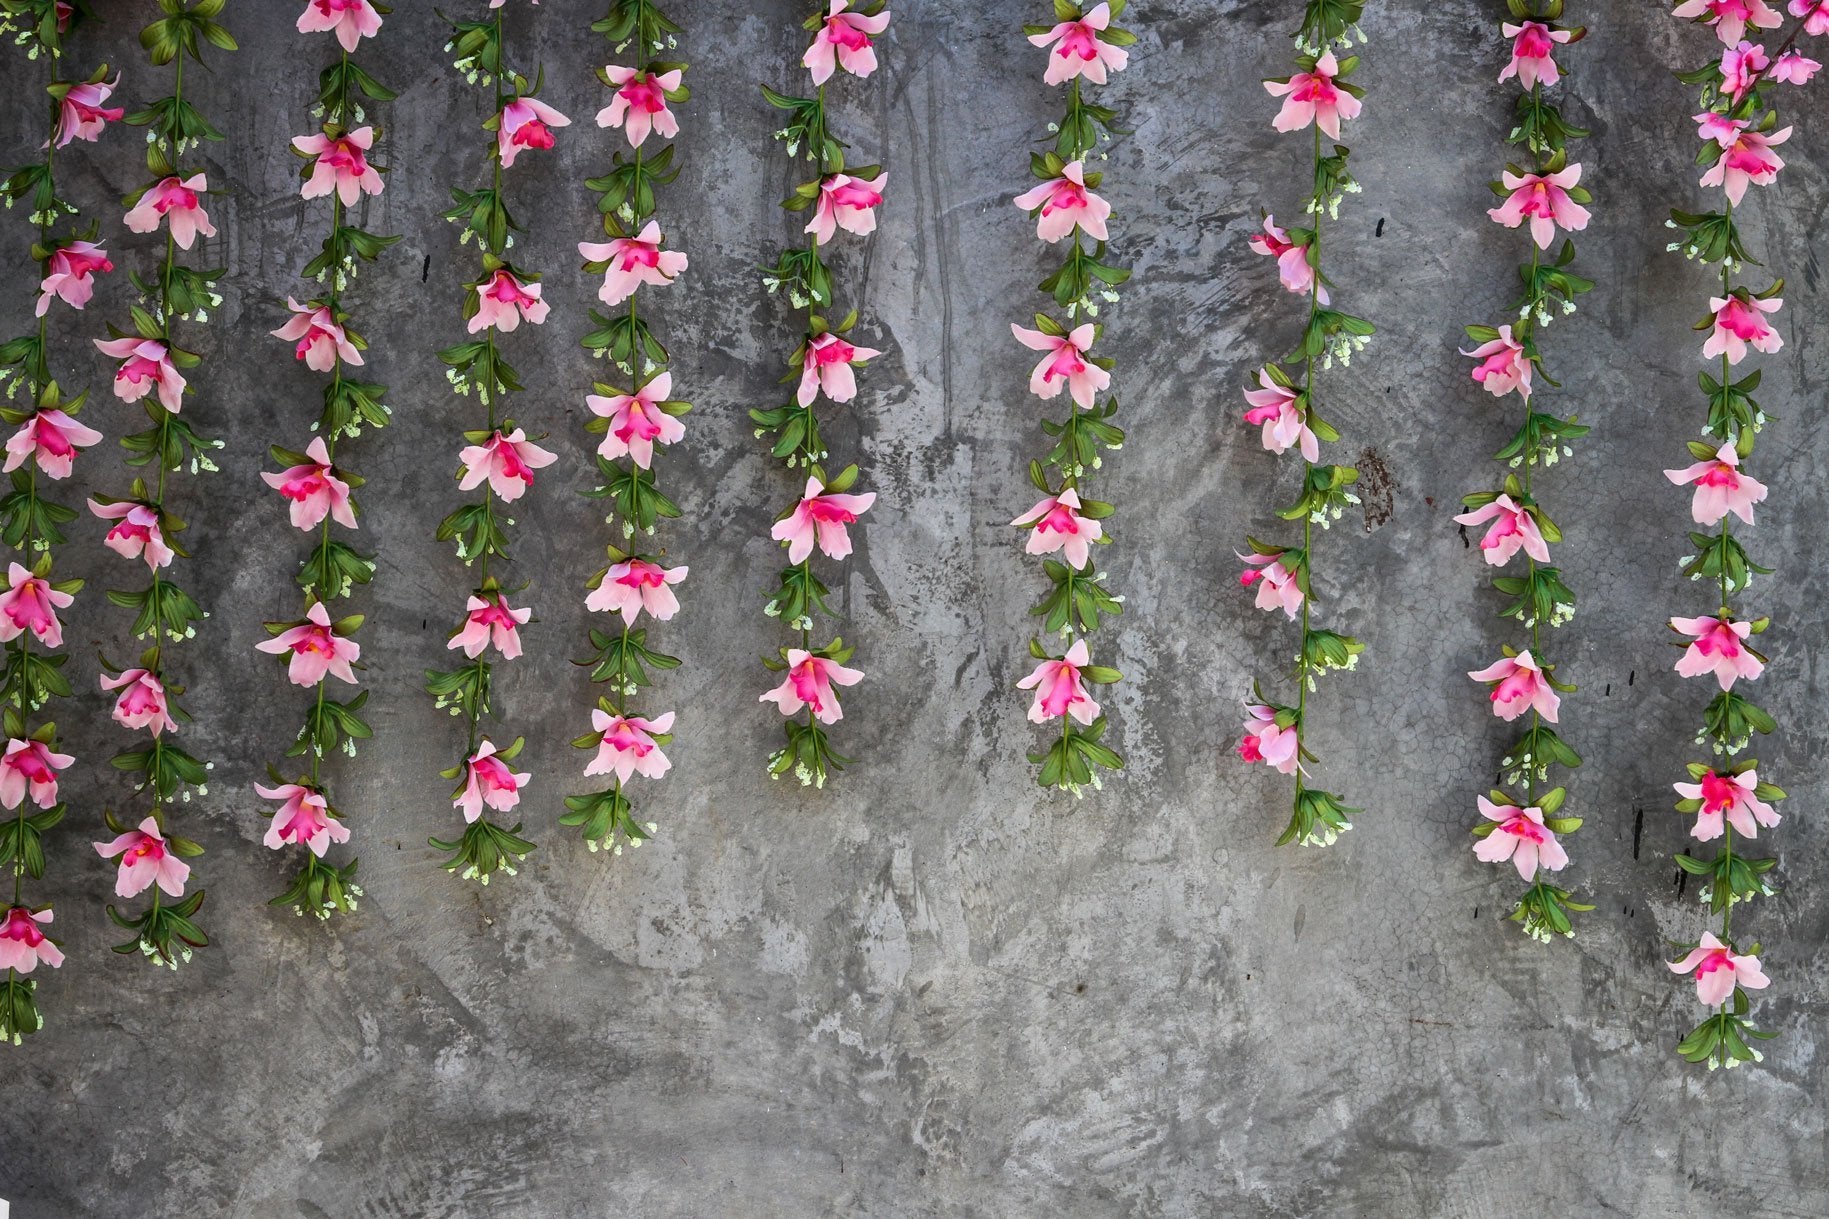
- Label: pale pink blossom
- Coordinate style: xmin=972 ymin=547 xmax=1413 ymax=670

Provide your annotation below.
xmin=1702 ymin=293 xmax=1783 ymax=363
xmin=1030 ymin=2 xmax=1128 ymax=85
xmin=257 ymin=782 xmax=350 ymax=856
xmin=4 ymin=408 xmax=102 ymax=480
xmin=1012 ymin=322 xmax=1108 ymax=409
xmin=587 ymin=557 xmax=687 ymax=627
xmin=297 ymin=0 xmax=383 ymax=52
xmin=1013 ymin=160 xmax=1111 ymax=243
xmin=1248 ymin=214 xmax=1328 ymax=303
xmin=273 ymin=297 xmax=364 ymax=372
xmin=263 ymin=436 xmax=357 ymax=531
xmin=1454 ymin=494 xmax=1549 ymax=566
xmin=1676 ymin=767 xmax=1780 ymax=841
xmin=804 ymin=0 xmax=890 ymax=84
xmin=1242 ymin=369 xmax=1319 ymax=462
xmin=1018 ymin=638 xmax=1099 ymax=726
xmin=1461 ymin=325 xmax=1532 ymax=400
xmin=1698 ymin=116 xmax=1790 ymax=204
xmin=1012 ymin=486 xmax=1102 ymax=570
xmin=1473 ymin=798 xmax=1570 ymax=881
xmin=255 ymin=601 xmax=361 ymax=687
xmin=0 ymin=738 xmax=71 ymax=811
xmin=578 ymin=221 xmax=687 ymax=308
xmin=455 ymin=740 xmax=529 ymax=824
xmin=123 ymin=174 xmax=215 ymax=249
xmin=760 ymin=650 xmax=862 ymax=725
xmin=586 ymin=709 xmax=675 ymax=782
xmin=458 ymin=428 xmax=556 ymax=503
xmin=52 ymin=75 xmax=123 ymax=147
xmin=1468 ymin=650 xmax=1561 ymax=723
xmin=497 ymin=95 xmax=569 ymax=169
xmin=0 ymin=563 xmax=73 ymax=650
xmin=1238 ymin=703 xmax=1300 ymax=774
xmin=1265 ymin=50 xmax=1360 ymax=140
xmin=1665 ymin=442 xmax=1766 ymax=526
xmin=1499 ymin=21 xmax=1572 ymax=88
xmin=292 ymin=126 xmax=383 ymax=204
xmin=586 ymin=371 xmax=684 ymax=468
xmin=1720 ymin=40 xmax=1771 ymax=101
xmin=35 ymin=240 xmax=112 ymax=315
xmin=1771 ymin=49 xmax=1822 ymax=82
xmin=1487 ymin=164 xmax=1590 ymax=250
xmin=88 ymin=500 xmax=174 ymax=569
xmin=1673 ymin=0 xmax=1782 ymax=46
xmin=100 ymin=668 xmax=177 ymax=736
xmin=1669 ymin=932 xmax=1770 ymax=1006
xmin=0 ymin=906 xmax=62 ymax=973
xmin=1791 ymin=0 xmax=1829 ymax=37
xmin=448 ymin=592 xmax=531 ymax=660
xmin=467 ymin=269 xmax=550 ymax=334
xmin=94 ymin=818 xmax=189 ymax=897
xmin=807 ymin=172 xmax=886 ymax=245
xmin=1672 ymin=615 xmax=1763 ymax=689
xmin=797 ymin=330 xmax=882 ymax=407
xmin=597 ymin=66 xmax=683 ymax=148
xmin=94 ymin=336 xmax=185 ymax=413
xmin=772 ymin=476 xmax=876 ymax=564
xmin=1238 ymin=552 xmax=1303 ymax=619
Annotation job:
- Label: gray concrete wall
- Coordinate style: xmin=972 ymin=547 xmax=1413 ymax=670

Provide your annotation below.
xmin=2 ymin=0 xmax=1826 ymax=1215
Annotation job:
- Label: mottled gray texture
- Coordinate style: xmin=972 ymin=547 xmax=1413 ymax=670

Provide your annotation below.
xmin=2 ymin=0 xmax=1827 ymax=1215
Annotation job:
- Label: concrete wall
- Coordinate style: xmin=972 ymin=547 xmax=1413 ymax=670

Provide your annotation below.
xmin=3 ymin=0 xmax=1826 ymax=1215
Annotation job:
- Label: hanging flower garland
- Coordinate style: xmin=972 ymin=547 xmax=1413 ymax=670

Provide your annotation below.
xmin=0 ymin=0 xmax=113 ymax=1043
xmin=428 ymin=0 xmax=564 ymax=883
xmin=1233 ymin=1 xmax=1372 ymax=846
xmin=1008 ymin=1 xmax=1134 ymax=793
xmin=750 ymin=0 xmax=889 ymax=789
xmin=252 ymin=1 xmax=397 ymax=919
xmin=86 ymin=0 xmax=235 ymax=971
xmin=568 ymin=0 xmax=688 ymax=855
xmin=1458 ymin=1 xmax=1595 ymax=942
xmin=1660 ymin=0 xmax=1820 ymax=1071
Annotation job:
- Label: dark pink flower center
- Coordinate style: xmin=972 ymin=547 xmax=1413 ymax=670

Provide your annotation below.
xmin=1037 ymin=503 xmax=1083 ymax=536
xmin=513 ymin=119 xmax=555 ymax=150
xmin=2 ymin=907 xmax=43 ymax=946
xmin=1056 ymin=22 xmax=1101 ymax=61
xmin=617 ymin=562 xmax=666 ymax=590
xmin=805 ymin=496 xmax=858 ymax=525
xmin=1501 ymin=814 xmax=1546 ymax=844
xmin=827 ymin=15 xmax=874 ymax=51
xmin=1698 ymin=771 xmax=1738 ymax=813
xmin=153 ymin=183 xmax=198 ymax=214
xmin=812 ymin=336 xmax=856 ymax=368
xmin=1513 ymin=22 xmax=1554 ymax=58
xmin=619 ymin=76 xmax=668 ymax=114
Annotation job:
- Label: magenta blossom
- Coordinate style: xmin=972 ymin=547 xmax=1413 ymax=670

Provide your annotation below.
xmin=1698 ymin=116 xmax=1790 ymax=205
xmin=0 ymin=906 xmax=62 ymax=973
xmin=1462 ymin=325 xmax=1532 ymax=400
xmin=458 ymin=428 xmax=556 ymax=503
xmin=124 ymin=174 xmax=215 ymax=249
xmin=1473 ymin=798 xmax=1570 ymax=881
xmin=1013 ymin=160 xmax=1111 ymax=243
xmin=1791 ymin=0 xmax=1829 ymax=36
xmin=4 ymin=408 xmax=102 ymax=480
xmin=807 ymin=172 xmax=886 ymax=245
xmin=1030 ymin=2 xmax=1128 ymax=85
xmin=1720 ymin=40 xmax=1771 ymax=101
xmin=297 ymin=0 xmax=383 ymax=51
xmin=256 ymin=601 xmax=361 ymax=687
xmin=805 ymin=0 xmax=890 ymax=83
xmin=760 ymin=650 xmax=862 ymax=725
xmin=587 ymin=371 xmax=684 ymax=469
xmin=597 ymin=66 xmax=683 ymax=148
xmin=1012 ymin=322 xmax=1109 ymax=409
xmin=449 ymin=591 xmax=531 ymax=660
xmin=1238 ymin=704 xmax=1300 ymax=774
xmin=264 ymin=437 xmax=356 ymax=532
xmin=35 ymin=239 xmax=112 ymax=315
xmin=1672 ymin=615 xmax=1763 ymax=689
xmin=88 ymin=500 xmax=174 ymax=569
xmin=797 ymin=330 xmax=882 ymax=407
xmin=0 ymin=738 xmax=71 ymax=811
xmin=0 ymin=563 xmax=73 ymax=650
xmin=587 ymin=558 xmax=687 ymax=627
xmin=94 ymin=818 xmax=188 ymax=897
xmin=468 ymin=269 xmax=550 ymax=334
xmin=257 ymin=782 xmax=350 ymax=856
xmin=100 ymin=667 xmax=177 ymax=736
xmin=496 ymin=95 xmax=570 ymax=169
xmin=1499 ymin=21 xmax=1573 ymax=87
xmin=1012 ymin=487 xmax=1102 ymax=570
xmin=586 ymin=709 xmax=676 ymax=782
xmin=1676 ymin=767 xmax=1779 ymax=841
xmin=94 ymin=336 xmax=185 ymax=413
xmin=1669 ymin=933 xmax=1770 ymax=1006
xmin=1242 ymin=369 xmax=1319 ymax=462
xmin=1018 ymin=638 xmax=1099 ymax=726
xmin=1468 ymin=650 xmax=1560 ymax=723
xmin=273 ymin=297 xmax=364 ymax=372
xmin=1702 ymin=292 xmax=1783 ymax=363
xmin=578 ymin=221 xmax=688 ymax=308
xmin=1772 ymin=48 xmax=1822 ymax=82
xmin=455 ymin=740 xmax=530 ymax=824
xmin=1248 ymin=215 xmax=1328 ymax=303
xmin=1673 ymin=0 xmax=1782 ymax=45
xmin=52 ymin=74 xmax=123 ymax=147
xmin=1665 ymin=442 xmax=1766 ymax=526
xmin=1454 ymin=494 xmax=1549 ymax=567
xmin=293 ymin=126 xmax=383 ymax=204
xmin=1239 ymin=551 xmax=1304 ymax=619
xmin=1487 ymin=164 xmax=1590 ymax=250
xmin=1266 ymin=51 xmax=1361 ymax=139
xmin=773 ymin=476 xmax=876 ymax=564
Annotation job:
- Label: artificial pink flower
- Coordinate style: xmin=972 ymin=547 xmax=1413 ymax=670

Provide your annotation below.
xmin=772 ymin=476 xmax=876 ymax=564
xmin=87 ymin=500 xmax=175 ymax=569
xmin=292 ymin=126 xmax=383 ymax=205
xmin=804 ymin=0 xmax=890 ymax=84
xmin=1238 ymin=552 xmax=1304 ymax=619
xmin=52 ymin=74 xmax=123 ymax=147
xmin=1698 ymin=116 xmax=1790 ymax=205
xmin=1242 ymin=369 xmax=1319 ymax=462
xmin=455 ymin=740 xmax=531 ymax=824
xmin=297 ymin=0 xmax=383 ymax=52
xmin=257 ymin=782 xmax=350 ymax=856
xmin=1487 ymin=164 xmax=1591 ymax=250
xmin=1665 ymin=442 xmax=1766 ymax=526
xmin=1265 ymin=50 xmax=1361 ymax=140
xmin=1030 ymin=2 xmax=1128 ymax=85
xmin=124 ymin=174 xmax=215 ymax=250
xmin=1013 ymin=160 xmax=1111 ymax=243
xmin=35 ymin=240 xmax=112 ymax=315
xmin=1238 ymin=703 xmax=1299 ymax=774
xmin=100 ymin=667 xmax=177 ymax=736
xmin=93 ymin=817 xmax=188 ymax=897
xmin=1771 ymin=48 xmax=1822 ymax=82
xmin=273 ymin=297 xmax=364 ymax=372
xmin=255 ymin=601 xmax=361 ymax=687
xmin=586 ymin=558 xmax=688 ymax=627
xmin=797 ymin=330 xmax=882 ymax=407
xmin=1676 ymin=767 xmax=1780 ymax=841
xmin=1473 ymin=798 xmax=1570 ymax=881
xmin=496 ymin=95 xmax=570 ymax=169
xmin=457 ymin=428 xmax=556 ymax=504
xmin=0 ymin=739 xmax=70 ymax=810
xmin=1248 ymin=215 xmax=1328 ymax=303
xmin=1012 ymin=322 xmax=1109 ymax=409
xmin=1017 ymin=638 xmax=1099 ymax=726
xmin=1673 ymin=0 xmax=1782 ymax=46
xmin=1461 ymin=325 xmax=1532 ymax=400
xmin=760 ymin=649 xmax=862 ymax=725
xmin=0 ymin=906 xmax=62 ymax=973
xmin=596 ymin=66 xmax=683 ymax=148
xmin=1672 ymin=615 xmax=1763 ymax=689
xmin=1791 ymin=0 xmax=1829 ymax=36
xmin=586 ymin=709 xmax=675 ymax=782
xmin=1702 ymin=293 xmax=1783 ymax=363
xmin=1719 ymin=40 xmax=1771 ymax=101
xmin=448 ymin=591 xmax=531 ymax=660
xmin=467 ymin=269 xmax=550 ymax=334
xmin=1012 ymin=487 xmax=1102 ymax=570
xmin=1468 ymin=650 xmax=1560 ymax=723
xmin=3 ymin=408 xmax=102 ymax=480
xmin=578 ymin=221 xmax=688 ymax=308
xmin=0 ymin=563 xmax=73 ymax=650
xmin=807 ymin=172 xmax=886 ymax=245
xmin=94 ymin=336 xmax=185 ymax=413
xmin=263 ymin=436 xmax=357 ymax=531
xmin=1454 ymin=494 xmax=1550 ymax=567
xmin=586 ymin=372 xmax=684 ymax=469
xmin=1498 ymin=20 xmax=1572 ymax=87
xmin=1669 ymin=932 xmax=1770 ymax=1006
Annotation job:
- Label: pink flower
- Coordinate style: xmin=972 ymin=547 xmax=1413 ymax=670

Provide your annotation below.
xmin=467 ymin=268 xmax=550 ymax=334
xmin=1676 ymin=767 xmax=1780 ymax=841
xmin=0 ymin=738 xmax=72 ymax=811
xmin=1017 ymin=638 xmax=1100 ymax=725
xmin=257 ymin=782 xmax=350 ymax=856
xmin=597 ymin=66 xmax=683 ymax=148
xmin=1665 ymin=442 xmax=1767 ymax=526
xmin=1468 ymin=650 xmax=1560 ymax=723
xmin=449 ymin=591 xmax=531 ymax=660
xmin=1248 ymin=215 xmax=1328 ymax=303
xmin=292 ymin=126 xmax=383 ymax=204
xmin=1702 ymin=293 xmax=1783 ymax=363
xmin=0 ymin=906 xmax=62 ymax=973
xmin=35 ymin=239 xmax=112 ymax=315
xmin=1454 ymin=494 xmax=1549 ymax=567
xmin=1719 ymin=40 xmax=1771 ymax=101
xmin=1242 ymin=369 xmax=1319 ymax=462
xmin=1473 ymin=798 xmax=1570 ymax=881
xmin=1487 ymin=164 xmax=1590 ymax=250
xmin=123 ymin=174 xmax=215 ymax=250
xmin=1012 ymin=322 xmax=1109 ymax=409
xmin=263 ymin=436 xmax=357 ymax=531
xmin=760 ymin=650 xmax=863 ymax=725
xmin=797 ymin=330 xmax=882 ymax=407
xmin=1771 ymin=48 xmax=1822 ymax=82
xmin=578 ymin=221 xmax=688 ymax=308
xmin=1238 ymin=551 xmax=1304 ymax=619
xmin=1012 ymin=486 xmax=1102 ymax=570
xmin=1238 ymin=703 xmax=1299 ymax=774
xmin=496 ymin=95 xmax=570 ymax=169
xmin=1499 ymin=21 xmax=1573 ymax=88
xmin=4 ymin=408 xmax=102 ymax=480
xmin=272 ymin=297 xmax=364 ymax=372
xmin=1698 ymin=116 xmax=1790 ymax=205
xmin=1013 ymin=160 xmax=1111 ymax=243
xmin=1461 ymin=325 xmax=1532 ymax=400
xmin=1265 ymin=51 xmax=1361 ymax=140
xmin=586 ymin=709 xmax=675 ymax=782
xmin=1791 ymin=0 xmax=1829 ymax=37
xmin=772 ymin=476 xmax=876 ymax=564
xmin=586 ymin=557 xmax=687 ymax=627
xmin=94 ymin=336 xmax=185 ymax=413
xmin=1030 ymin=2 xmax=1128 ymax=85
xmin=256 ymin=601 xmax=361 ymax=687
xmin=1673 ymin=0 xmax=1782 ymax=46
xmin=100 ymin=667 xmax=177 ymax=736
xmin=586 ymin=371 xmax=684 ymax=469
xmin=297 ymin=0 xmax=383 ymax=52
xmin=458 ymin=428 xmax=556 ymax=503
xmin=52 ymin=74 xmax=123 ymax=147
xmin=1672 ymin=615 xmax=1763 ymax=689
xmin=804 ymin=0 xmax=890 ymax=84
xmin=0 ymin=563 xmax=73 ymax=650
xmin=93 ymin=818 xmax=189 ymax=897
xmin=1669 ymin=932 xmax=1770 ymax=1006
xmin=807 ymin=172 xmax=886 ymax=245
xmin=455 ymin=740 xmax=530 ymax=824
xmin=87 ymin=500 xmax=175 ymax=569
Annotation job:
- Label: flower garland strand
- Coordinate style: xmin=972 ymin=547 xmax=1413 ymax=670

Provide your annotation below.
xmin=253 ymin=1 xmax=398 ymax=918
xmin=0 ymin=0 xmax=115 ymax=1043
xmin=1458 ymin=1 xmax=1595 ymax=942
xmin=568 ymin=0 xmax=689 ymax=853
xmin=1660 ymin=0 xmax=1821 ymax=1071
xmin=1008 ymin=1 xmax=1136 ymax=794
xmin=1234 ymin=1 xmax=1372 ymax=846
xmin=751 ymin=0 xmax=889 ymax=789
xmin=428 ymin=0 xmax=565 ymax=883
xmin=88 ymin=0 xmax=235 ymax=971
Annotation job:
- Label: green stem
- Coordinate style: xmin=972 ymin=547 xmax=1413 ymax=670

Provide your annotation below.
xmin=1292 ymin=118 xmax=1324 ymax=803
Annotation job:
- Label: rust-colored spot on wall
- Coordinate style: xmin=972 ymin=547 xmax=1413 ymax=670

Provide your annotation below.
xmin=1355 ymin=447 xmax=1397 ymax=532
